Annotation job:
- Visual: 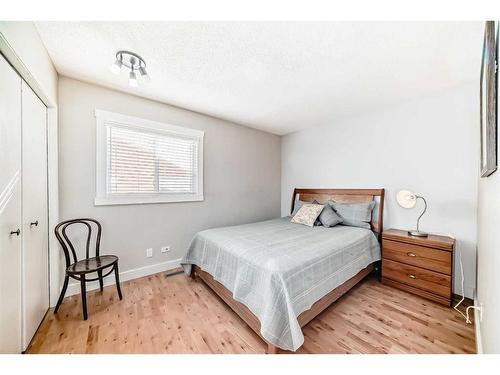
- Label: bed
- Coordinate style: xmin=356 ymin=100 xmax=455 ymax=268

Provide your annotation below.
xmin=181 ymin=188 xmax=385 ymax=353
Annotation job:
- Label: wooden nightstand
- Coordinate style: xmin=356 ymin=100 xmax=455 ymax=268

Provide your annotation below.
xmin=381 ymin=229 xmax=454 ymax=306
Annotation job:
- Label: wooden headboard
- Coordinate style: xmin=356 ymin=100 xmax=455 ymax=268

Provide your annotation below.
xmin=291 ymin=188 xmax=385 ymax=240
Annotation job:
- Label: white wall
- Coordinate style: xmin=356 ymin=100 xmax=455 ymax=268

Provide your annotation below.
xmin=58 ymin=76 xmax=281 ymax=292
xmin=476 ymin=22 xmax=500 ymax=354
xmin=282 ymin=82 xmax=478 ymax=298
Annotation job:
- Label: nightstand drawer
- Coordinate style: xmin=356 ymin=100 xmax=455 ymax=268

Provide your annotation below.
xmin=383 ymin=259 xmax=451 ymax=298
xmin=382 ymin=239 xmax=452 ymax=275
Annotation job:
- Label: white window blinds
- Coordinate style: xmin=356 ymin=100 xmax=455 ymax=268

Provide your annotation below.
xmin=95 ymin=110 xmax=204 ymax=205
xmin=107 ymin=126 xmax=198 ymax=194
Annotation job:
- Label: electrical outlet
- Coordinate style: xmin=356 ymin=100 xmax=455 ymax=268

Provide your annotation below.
xmin=161 ymin=245 xmax=171 ymax=253
xmin=146 ymin=248 xmax=153 ymax=258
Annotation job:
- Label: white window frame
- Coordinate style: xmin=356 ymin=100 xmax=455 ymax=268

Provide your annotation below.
xmin=95 ymin=109 xmax=204 ymax=206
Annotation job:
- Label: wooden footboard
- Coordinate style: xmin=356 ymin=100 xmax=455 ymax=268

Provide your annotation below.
xmin=190 ymin=263 xmax=374 ymax=353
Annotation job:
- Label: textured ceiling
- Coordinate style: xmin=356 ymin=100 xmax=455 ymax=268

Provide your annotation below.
xmin=36 ymin=22 xmax=483 ymax=135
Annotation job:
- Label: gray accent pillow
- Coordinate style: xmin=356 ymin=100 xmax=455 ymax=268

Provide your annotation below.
xmin=318 ymin=204 xmax=343 ymax=227
xmin=329 ymin=200 xmax=376 ymax=229
xmin=310 ymin=200 xmax=343 ymax=227
xmin=291 ymin=198 xmax=305 ymax=216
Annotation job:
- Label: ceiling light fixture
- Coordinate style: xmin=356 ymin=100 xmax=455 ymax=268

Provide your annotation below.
xmin=109 ymin=50 xmax=150 ymax=87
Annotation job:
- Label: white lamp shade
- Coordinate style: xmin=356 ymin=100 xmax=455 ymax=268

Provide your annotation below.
xmin=129 ymin=71 xmax=138 ymax=87
xmin=396 ymin=190 xmax=417 ymax=209
xmin=109 ymin=59 xmax=122 ymax=75
xmin=139 ymin=66 xmax=150 ymax=82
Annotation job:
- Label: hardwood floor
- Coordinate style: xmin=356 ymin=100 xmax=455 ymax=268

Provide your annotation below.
xmin=26 ymin=271 xmax=476 ymax=354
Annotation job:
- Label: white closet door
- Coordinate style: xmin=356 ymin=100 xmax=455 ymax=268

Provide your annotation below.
xmin=21 ymin=81 xmax=49 ymax=350
xmin=0 ymin=54 xmax=22 ymax=353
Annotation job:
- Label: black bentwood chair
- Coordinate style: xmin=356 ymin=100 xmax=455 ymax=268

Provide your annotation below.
xmin=54 ymin=218 xmax=123 ymax=320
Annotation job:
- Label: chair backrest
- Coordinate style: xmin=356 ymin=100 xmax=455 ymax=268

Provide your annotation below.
xmin=54 ymin=218 xmax=102 ymax=267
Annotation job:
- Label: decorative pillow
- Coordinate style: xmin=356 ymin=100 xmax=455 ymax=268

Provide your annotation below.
xmin=291 ymin=204 xmax=324 ymax=227
xmin=292 ymin=199 xmax=321 ymax=225
xmin=329 ymin=201 xmax=375 ymax=229
xmin=311 ymin=200 xmax=323 ymax=226
xmin=290 ymin=198 xmax=305 ymax=216
xmin=318 ymin=204 xmax=344 ymax=227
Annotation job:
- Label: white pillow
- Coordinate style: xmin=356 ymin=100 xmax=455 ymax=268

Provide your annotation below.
xmin=291 ymin=204 xmax=324 ymax=227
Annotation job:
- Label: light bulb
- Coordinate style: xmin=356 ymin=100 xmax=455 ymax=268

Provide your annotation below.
xmin=129 ymin=70 xmax=138 ymax=87
xmin=139 ymin=66 xmax=150 ymax=82
xmin=109 ymin=58 xmax=122 ymax=75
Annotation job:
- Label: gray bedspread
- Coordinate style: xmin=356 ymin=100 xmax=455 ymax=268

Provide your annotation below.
xmin=181 ymin=217 xmax=380 ymax=351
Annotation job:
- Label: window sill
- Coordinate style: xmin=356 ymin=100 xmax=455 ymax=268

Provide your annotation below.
xmin=94 ymin=194 xmax=204 ymax=206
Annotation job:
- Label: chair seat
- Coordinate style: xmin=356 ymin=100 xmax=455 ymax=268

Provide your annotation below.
xmin=67 ymin=255 xmax=118 ymax=275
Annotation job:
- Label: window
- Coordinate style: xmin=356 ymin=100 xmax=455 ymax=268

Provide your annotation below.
xmin=95 ymin=110 xmax=204 ymax=205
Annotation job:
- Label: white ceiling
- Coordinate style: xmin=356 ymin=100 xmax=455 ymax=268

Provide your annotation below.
xmin=36 ymin=22 xmax=484 ymax=135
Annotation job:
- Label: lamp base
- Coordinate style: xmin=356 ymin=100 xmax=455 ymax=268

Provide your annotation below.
xmin=408 ymin=230 xmax=428 ymax=237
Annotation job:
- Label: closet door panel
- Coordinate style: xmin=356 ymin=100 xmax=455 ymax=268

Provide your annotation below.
xmin=0 ymin=54 xmax=22 ymax=353
xmin=21 ymin=81 xmax=49 ymax=350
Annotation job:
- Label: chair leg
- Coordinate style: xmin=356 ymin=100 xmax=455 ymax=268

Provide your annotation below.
xmin=97 ymin=270 xmax=104 ymax=292
xmin=54 ymin=275 xmax=69 ymax=314
xmin=114 ymin=263 xmax=123 ymax=300
xmin=80 ymin=275 xmax=88 ymax=320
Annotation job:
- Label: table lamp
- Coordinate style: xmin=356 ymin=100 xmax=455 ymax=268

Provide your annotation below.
xmin=396 ymin=190 xmax=428 ymax=237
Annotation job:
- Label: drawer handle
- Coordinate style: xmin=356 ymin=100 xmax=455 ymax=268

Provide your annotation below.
xmin=407 ymin=252 xmax=417 ymax=257
xmin=30 ymin=220 xmax=39 ymax=227
xmin=407 ymin=274 xmax=417 ymax=279
xmin=10 ymin=228 xmax=20 ymax=236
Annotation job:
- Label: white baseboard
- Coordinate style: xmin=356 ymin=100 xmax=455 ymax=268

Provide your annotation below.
xmin=61 ymin=258 xmax=182 ymax=301
xmin=474 ymin=295 xmax=483 ymax=354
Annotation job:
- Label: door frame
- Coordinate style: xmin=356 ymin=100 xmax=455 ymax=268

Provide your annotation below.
xmin=0 ymin=34 xmax=60 ymax=308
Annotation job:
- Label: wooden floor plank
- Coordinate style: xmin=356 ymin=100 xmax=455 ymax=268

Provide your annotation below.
xmin=26 ymin=272 xmax=475 ymax=354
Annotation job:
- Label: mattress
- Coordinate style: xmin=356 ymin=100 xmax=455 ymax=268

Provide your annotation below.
xmin=181 ymin=217 xmax=381 ymax=351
